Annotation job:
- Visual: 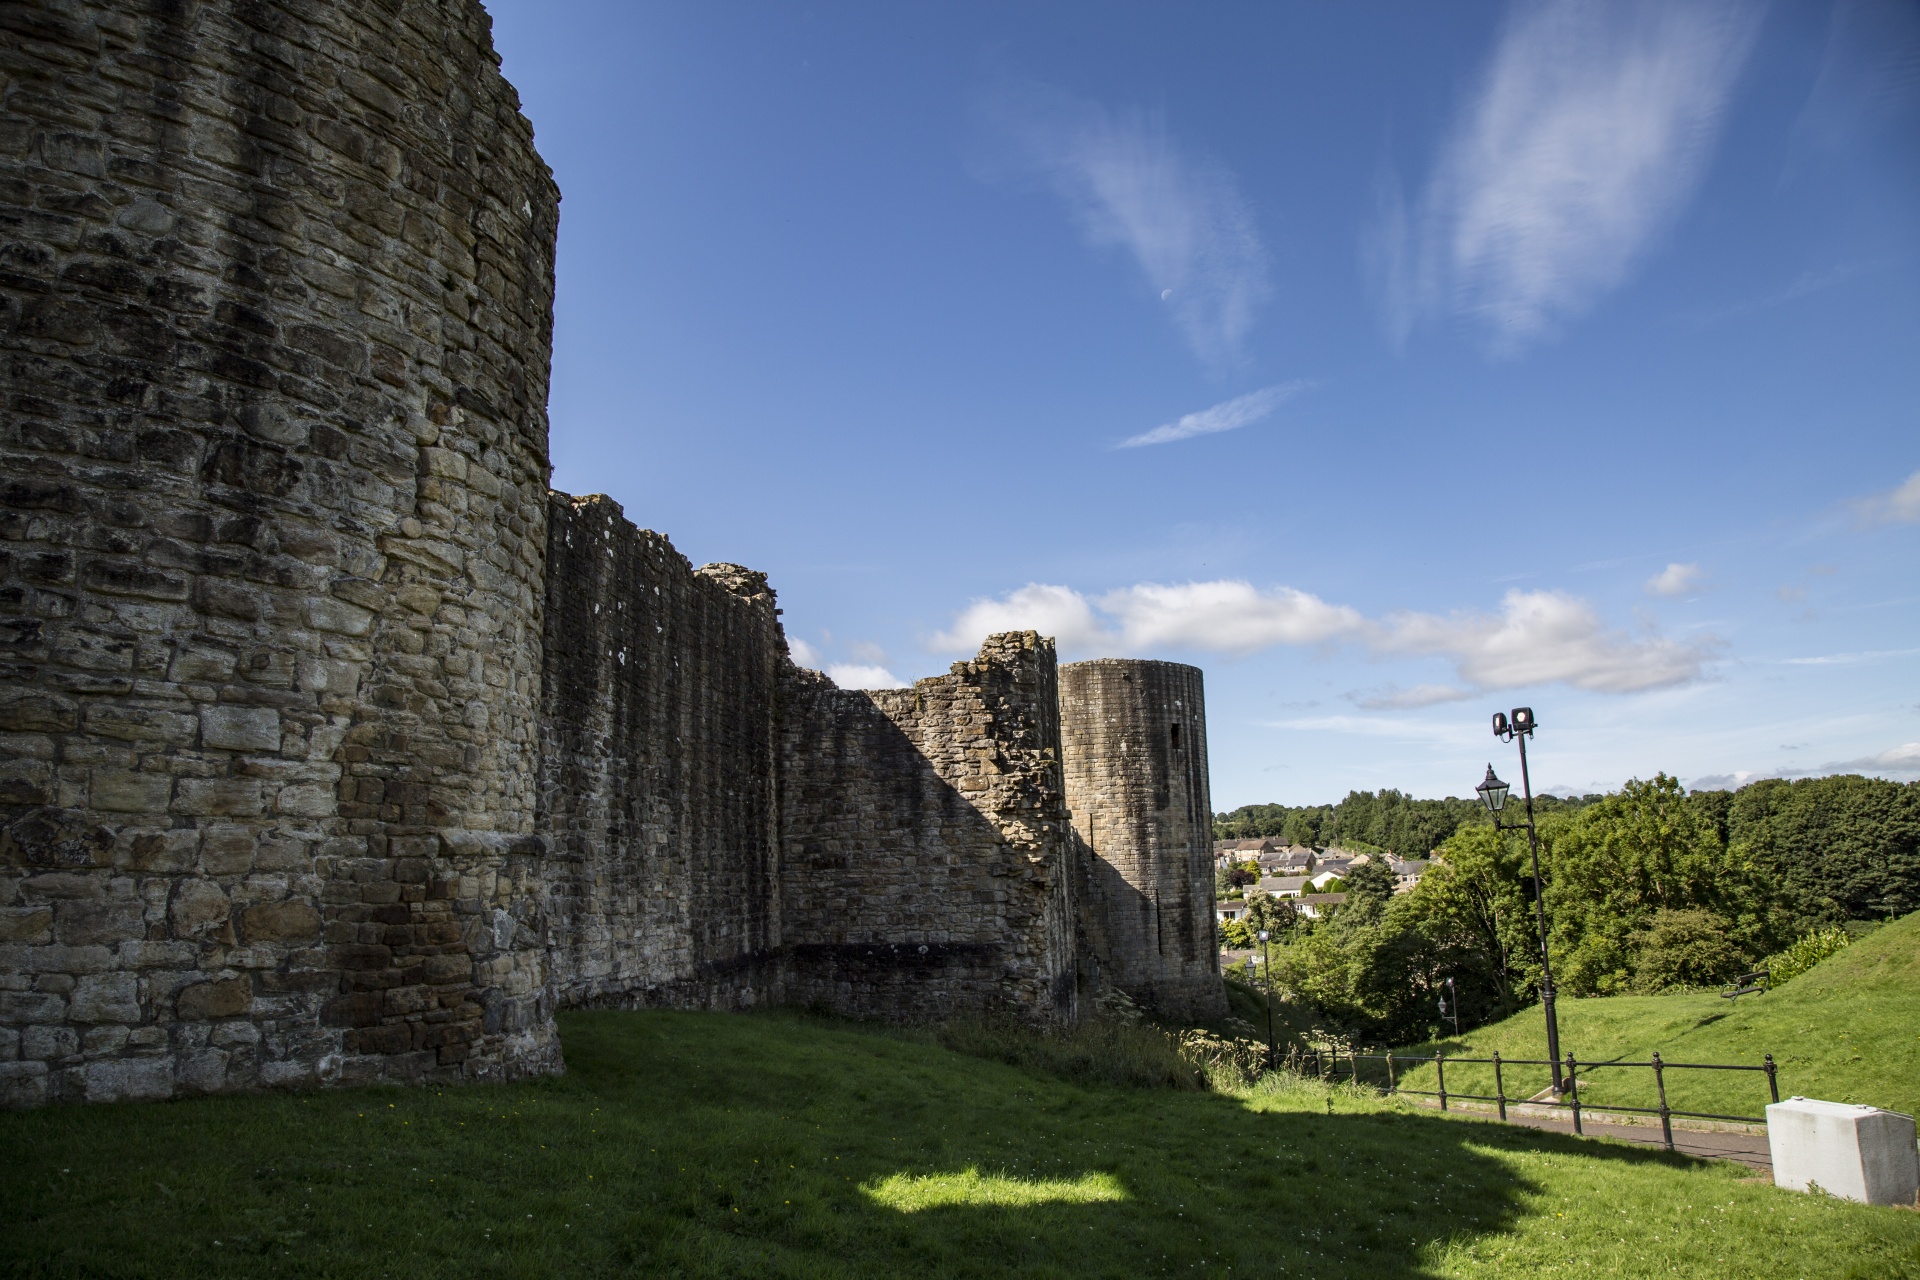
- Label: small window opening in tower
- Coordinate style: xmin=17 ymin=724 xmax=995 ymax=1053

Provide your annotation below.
xmin=1170 ymin=723 xmax=1182 ymax=750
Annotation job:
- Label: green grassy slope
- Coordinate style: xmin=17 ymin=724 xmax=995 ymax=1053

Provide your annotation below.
xmin=2 ymin=1009 xmax=1915 ymax=1278
xmin=1397 ymin=911 xmax=1920 ymax=1121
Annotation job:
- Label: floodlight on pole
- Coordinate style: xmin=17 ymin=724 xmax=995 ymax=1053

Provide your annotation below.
xmin=1479 ymin=705 xmax=1564 ymax=1092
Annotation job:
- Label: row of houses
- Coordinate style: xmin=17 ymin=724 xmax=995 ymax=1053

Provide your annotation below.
xmin=1216 ymin=841 xmax=1432 ymax=890
xmin=1214 ymin=838 xmax=1431 ymax=931
xmin=1216 ymin=892 xmax=1347 ymax=923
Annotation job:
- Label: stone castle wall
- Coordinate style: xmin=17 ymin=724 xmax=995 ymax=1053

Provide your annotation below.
xmin=0 ymin=0 xmax=1218 ymax=1106
xmin=779 ymin=633 xmax=1074 ymax=1023
xmin=0 ymin=0 xmax=561 ymax=1105
xmin=538 ymin=494 xmax=784 ymax=1010
xmin=1060 ymin=660 xmax=1225 ymax=1021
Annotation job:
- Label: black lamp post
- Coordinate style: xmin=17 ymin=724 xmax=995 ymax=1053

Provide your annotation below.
xmin=1439 ymin=974 xmax=1460 ymax=1039
xmin=1476 ymin=706 xmax=1564 ymax=1093
xmin=1257 ymin=928 xmax=1275 ymax=1070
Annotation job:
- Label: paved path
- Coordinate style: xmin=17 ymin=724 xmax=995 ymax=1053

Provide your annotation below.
xmin=1410 ymin=1098 xmax=1774 ymax=1171
xmin=1495 ymin=1110 xmax=1773 ymax=1171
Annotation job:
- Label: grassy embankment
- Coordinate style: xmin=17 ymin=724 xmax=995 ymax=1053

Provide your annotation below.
xmin=4 ymin=1005 xmax=1918 ymax=1278
xmin=1396 ymin=911 xmax=1920 ymax=1120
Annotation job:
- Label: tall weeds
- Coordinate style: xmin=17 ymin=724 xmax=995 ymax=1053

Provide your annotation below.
xmin=933 ymin=1016 xmax=1211 ymax=1091
xmin=1763 ymin=926 xmax=1852 ymax=986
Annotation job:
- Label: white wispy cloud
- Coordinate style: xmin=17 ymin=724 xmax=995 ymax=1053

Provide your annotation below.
xmin=827 ymin=663 xmax=908 ymax=690
xmin=1118 ymin=382 xmax=1308 ymax=449
xmin=936 ymin=581 xmax=1713 ymax=696
xmin=1780 ymin=647 xmax=1920 ymax=667
xmin=1851 ymin=468 xmax=1920 ymax=526
xmin=1101 ymin=581 xmax=1362 ymax=653
xmin=1695 ymin=742 xmax=1920 ymax=789
xmin=1375 ymin=0 xmax=1759 ymax=353
xmin=1354 ymin=684 xmax=1475 ymax=711
xmin=932 ymin=583 xmax=1116 ymax=654
xmin=1644 ymin=562 xmax=1706 ymax=597
xmin=980 ymin=80 xmax=1270 ymax=363
xmin=787 ymin=636 xmax=823 ymax=667
xmin=1839 ymin=743 xmax=1920 ymax=774
xmin=1374 ymin=589 xmax=1715 ymax=693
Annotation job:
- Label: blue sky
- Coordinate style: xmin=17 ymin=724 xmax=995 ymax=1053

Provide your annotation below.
xmin=485 ymin=0 xmax=1920 ymax=808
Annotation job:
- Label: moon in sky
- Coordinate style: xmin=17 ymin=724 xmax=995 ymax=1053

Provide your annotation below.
xmin=1160 ymin=288 xmax=1173 ymax=300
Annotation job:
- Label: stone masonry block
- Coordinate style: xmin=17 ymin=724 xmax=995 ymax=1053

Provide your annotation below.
xmin=83 ymin=1057 xmax=172 ymax=1103
xmin=240 ymin=900 xmax=322 ymax=944
xmin=0 ymin=1062 xmax=49 ymax=1108
xmin=167 ymin=880 xmax=230 ymax=939
xmin=174 ymin=977 xmax=252 ymax=1020
xmin=83 ymin=705 xmax=197 ymax=745
xmin=0 ymin=908 xmax=54 ymax=944
xmin=305 ymin=598 xmax=373 ymax=636
xmin=200 ymin=705 xmax=281 ymax=751
xmin=54 ymin=900 xmax=144 ymax=946
xmin=89 ymin=768 xmax=172 ymax=813
xmin=173 ymin=778 xmax=265 ymax=817
xmin=0 ymin=689 xmax=79 ymax=732
xmin=69 ymin=972 xmax=140 ymax=1023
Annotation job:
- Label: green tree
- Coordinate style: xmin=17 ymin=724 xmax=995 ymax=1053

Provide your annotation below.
xmin=1399 ymin=823 xmax=1538 ymax=1013
xmin=1343 ymin=860 xmax=1398 ymax=924
xmin=1630 ymin=908 xmax=1746 ymax=993
xmin=1543 ymin=774 xmax=1770 ymax=995
xmin=1243 ymin=892 xmax=1297 ymax=938
xmin=1728 ymin=775 xmax=1920 ymax=926
xmin=1220 ymin=916 xmax=1255 ymax=950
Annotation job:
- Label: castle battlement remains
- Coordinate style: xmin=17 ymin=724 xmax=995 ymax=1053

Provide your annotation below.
xmin=0 ymin=0 xmax=1221 ymax=1107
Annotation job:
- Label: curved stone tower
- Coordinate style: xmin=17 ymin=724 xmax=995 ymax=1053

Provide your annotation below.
xmin=1058 ymin=660 xmax=1225 ymax=1020
xmin=0 ymin=0 xmax=560 ymax=1103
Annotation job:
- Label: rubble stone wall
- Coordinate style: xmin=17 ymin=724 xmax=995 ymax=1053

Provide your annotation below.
xmin=538 ymin=494 xmax=785 ymax=1011
xmin=1059 ymin=659 xmax=1224 ymax=1021
xmin=0 ymin=0 xmax=1214 ymax=1108
xmin=778 ymin=634 xmax=1075 ymax=1023
xmin=0 ymin=0 xmax=560 ymax=1105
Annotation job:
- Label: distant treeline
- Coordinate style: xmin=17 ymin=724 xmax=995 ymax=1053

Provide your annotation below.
xmin=1224 ymin=773 xmax=1918 ymax=1046
xmin=1213 ymin=788 xmax=1594 ymax=858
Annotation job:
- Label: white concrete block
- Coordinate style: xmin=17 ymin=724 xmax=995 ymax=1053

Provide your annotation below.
xmin=1767 ymin=1096 xmax=1919 ymax=1206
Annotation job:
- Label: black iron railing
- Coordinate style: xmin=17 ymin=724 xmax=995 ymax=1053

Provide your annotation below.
xmin=1290 ymin=1045 xmax=1780 ymax=1153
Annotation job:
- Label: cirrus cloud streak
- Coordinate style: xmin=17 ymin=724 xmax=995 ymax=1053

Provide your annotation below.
xmin=1374 ymin=0 xmax=1759 ymax=353
xmin=978 ymin=79 xmax=1271 ymax=364
xmin=1118 ymin=382 xmax=1309 ymax=449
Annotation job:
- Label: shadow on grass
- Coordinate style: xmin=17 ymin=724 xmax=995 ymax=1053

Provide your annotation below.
xmin=0 ymin=1007 xmax=1909 ymax=1280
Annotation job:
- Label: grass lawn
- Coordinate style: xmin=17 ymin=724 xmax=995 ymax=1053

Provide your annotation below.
xmin=1393 ymin=911 xmax=1920 ymax=1121
xmin=3 ymin=1008 xmax=1917 ymax=1278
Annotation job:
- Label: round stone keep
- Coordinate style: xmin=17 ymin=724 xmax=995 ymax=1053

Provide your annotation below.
xmin=0 ymin=0 xmax=561 ymax=1102
xmin=1059 ymin=659 xmax=1225 ymax=1020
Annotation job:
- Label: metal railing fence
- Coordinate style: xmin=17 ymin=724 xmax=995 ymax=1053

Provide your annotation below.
xmin=1287 ymin=1044 xmax=1780 ymax=1154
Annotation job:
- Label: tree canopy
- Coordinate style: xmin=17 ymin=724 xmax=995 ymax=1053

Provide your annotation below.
xmin=1239 ymin=772 xmax=1917 ymax=1046
xmin=1213 ymin=787 xmax=1596 ymax=858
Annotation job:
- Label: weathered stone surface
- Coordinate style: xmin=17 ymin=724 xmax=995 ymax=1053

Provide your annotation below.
xmin=779 ymin=633 xmax=1076 ymax=1023
xmin=0 ymin=0 xmax=1219 ymax=1108
xmin=2 ymin=0 xmax=560 ymax=1102
xmin=199 ymin=708 xmax=281 ymax=753
xmin=175 ymin=978 xmax=251 ymax=1021
xmin=167 ymin=882 xmax=230 ymax=940
xmin=1060 ymin=660 xmax=1226 ymax=1021
xmin=239 ymin=902 xmax=322 ymax=946
xmin=69 ymin=974 xmax=140 ymax=1024
xmin=538 ymin=501 xmax=785 ymax=1011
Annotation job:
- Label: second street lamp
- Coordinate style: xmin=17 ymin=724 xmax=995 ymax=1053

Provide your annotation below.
xmin=1477 ymin=705 xmax=1565 ymax=1094
xmin=1258 ymin=929 xmax=1275 ymax=1071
